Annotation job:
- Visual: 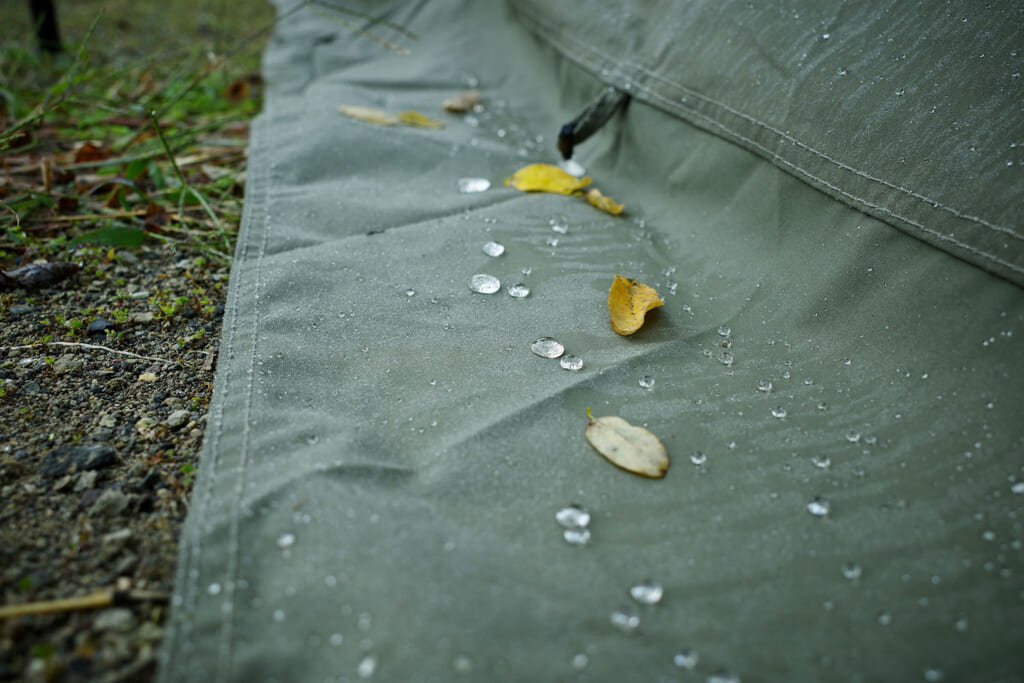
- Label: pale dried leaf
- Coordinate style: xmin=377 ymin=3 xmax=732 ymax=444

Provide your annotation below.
xmin=585 ymin=412 xmax=669 ymax=478
xmin=338 ymin=105 xmax=399 ymax=126
xmin=443 ymin=90 xmax=481 ymax=113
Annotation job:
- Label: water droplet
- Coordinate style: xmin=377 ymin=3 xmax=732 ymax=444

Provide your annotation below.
xmin=329 ymin=633 xmax=344 ymax=646
xmin=560 ymin=355 xmax=584 ymax=371
xmin=717 ymin=325 xmax=731 ymax=336
xmin=863 ymin=433 xmax=877 ymax=445
xmin=358 ymin=654 xmax=378 ymax=678
xmin=923 ymin=667 xmax=944 ymax=682
xmin=822 ymin=32 xmax=831 ymax=39
xmin=877 ymin=611 xmax=892 ymax=626
xmin=718 ymin=351 xmax=734 ymax=366
xmin=545 ymin=236 xmax=560 ymax=247
xmin=481 ymin=241 xmax=505 ymax=257
xmin=807 ymin=497 xmax=831 ymax=517
xmin=817 ymin=401 xmax=828 ymax=411
xmin=771 ymin=406 xmax=787 ymax=419
xmin=639 ymin=375 xmax=656 ymax=389
xmin=610 ymin=605 xmax=640 ymax=632
xmin=563 ymin=528 xmax=591 ymax=546
xmin=629 ymin=579 xmax=664 ymax=605
xmin=842 ymin=357 xmax=853 ymax=366
xmin=673 ymin=649 xmax=699 ymax=670
xmin=690 ymin=451 xmax=707 ymax=465
xmin=1011 ymin=482 xmax=1024 ymax=494
xmin=812 ymin=455 xmax=831 ymax=469
xmin=555 ymin=504 xmax=590 ymax=529
xmin=572 ymin=653 xmax=589 ymax=670
xmin=207 ymin=582 xmax=222 ymax=595
xmin=531 ymin=337 xmax=564 ymax=358
xmin=277 ymin=533 xmax=296 ymax=549
xmin=452 ymin=655 xmax=473 ymax=674
xmin=560 ymin=159 xmax=587 ymax=177
xmin=404 ymin=289 xmax=415 ymax=297
xmin=954 ymin=616 xmax=969 ymax=632
xmin=846 ymin=430 xmax=861 ymax=443
xmin=708 ymin=672 xmax=742 ymax=683
xmin=457 ymin=177 xmax=490 ymax=193
xmin=757 ymin=379 xmax=773 ymax=392
xmin=507 ymin=283 xmax=530 ymax=298
xmin=842 ymin=562 xmax=862 ymax=580
xmin=549 ymin=216 xmax=569 ymax=233
xmin=469 ymin=274 xmax=501 ymax=294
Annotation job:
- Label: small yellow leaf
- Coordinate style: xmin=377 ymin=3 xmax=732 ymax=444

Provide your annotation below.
xmin=398 ymin=110 xmax=445 ymax=128
xmin=442 ymin=90 xmax=481 ymax=113
xmin=585 ymin=412 xmax=669 ymax=478
xmin=338 ymin=105 xmax=399 ymax=126
xmin=585 ymin=188 xmax=624 ymax=216
xmin=508 ymin=163 xmax=592 ymax=195
xmin=608 ymin=274 xmax=664 ymax=336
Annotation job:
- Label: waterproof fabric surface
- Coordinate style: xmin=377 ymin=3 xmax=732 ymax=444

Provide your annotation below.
xmin=159 ymin=1 xmax=1024 ymax=681
xmin=511 ymin=0 xmax=1024 ymax=287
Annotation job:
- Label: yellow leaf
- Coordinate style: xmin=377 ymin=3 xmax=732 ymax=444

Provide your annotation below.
xmin=507 ymin=163 xmax=591 ymax=195
xmin=585 ymin=188 xmax=624 ymax=216
xmin=338 ymin=105 xmax=399 ymax=126
xmin=585 ymin=410 xmax=669 ymax=478
xmin=608 ymin=274 xmax=664 ymax=336
xmin=398 ymin=110 xmax=445 ymax=128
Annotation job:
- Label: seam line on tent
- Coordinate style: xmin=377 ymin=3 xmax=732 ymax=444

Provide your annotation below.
xmin=635 ymin=87 xmax=1024 ymax=275
xmin=513 ymin=7 xmax=1020 ymax=244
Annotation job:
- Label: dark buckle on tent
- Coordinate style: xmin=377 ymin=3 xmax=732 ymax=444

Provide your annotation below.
xmin=557 ymin=86 xmax=629 ymax=160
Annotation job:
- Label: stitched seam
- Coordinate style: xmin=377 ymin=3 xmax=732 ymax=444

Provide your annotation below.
xmin=514 ymin=6 xmax=1021 ymax=242
xmin=212 ymin=110 xmax=272 ymax=680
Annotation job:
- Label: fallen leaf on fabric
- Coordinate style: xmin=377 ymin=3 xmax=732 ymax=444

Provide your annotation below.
xmin=443 ymin=90 xmax=481 ymax=113
xmin=585 ymin=188 xmax=624 ymax=215
xmin=608 ymin=274 xmax=663 ymax=336
xmin=585 ymin=408 xmax=669 ymax=478
xmin=397 ymin=111 xmax=445 ymax=128
xmin=338 ymin=105 xmax=399 ymax=126
xmin=507 ymin=163 xmax=592 ymax=195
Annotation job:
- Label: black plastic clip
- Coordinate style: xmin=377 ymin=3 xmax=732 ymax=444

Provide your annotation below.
xmin=557 ymin=86 xmax=629 ymax=160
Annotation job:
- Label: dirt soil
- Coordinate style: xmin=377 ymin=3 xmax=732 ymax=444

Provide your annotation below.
xmin=1 ymin=244 xmax=228 ymax=682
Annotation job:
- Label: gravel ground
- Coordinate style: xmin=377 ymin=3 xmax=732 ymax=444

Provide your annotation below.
xmin=1 ymin=244 xmax=229 ymax=681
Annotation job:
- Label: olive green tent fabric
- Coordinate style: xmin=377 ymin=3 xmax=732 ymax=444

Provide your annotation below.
xmin=159 ymin=1 xmax=1024 ymax=681
xmin=511 ymin=0 xmax=1024 ymax=288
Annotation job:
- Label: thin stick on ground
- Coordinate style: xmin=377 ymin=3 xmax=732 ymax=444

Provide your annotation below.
xmin=0 ymin=589 xmax=169 ymax=619
xmin=2 ymin=341 xmax=175 ymax=364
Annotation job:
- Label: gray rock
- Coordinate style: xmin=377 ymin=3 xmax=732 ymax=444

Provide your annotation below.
xmin=74 ymin=470 xmax=98 ymax=491
xmin=166 ymin=409 xmax=190 ymax=429
xmin=51 ymin=354 xmax=82 ymax=376
xmin=40 ymin=443 xmax=117 ymax=479
xmin=90 ymin=489 xmax=129 ymax=518
xmin=8 ymin=304 xmax=34 ymax=316
xmin=93 ymin=608 xmax=137 ymax=633
xmin=21 ymin=381 xmax=41 ymax=395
